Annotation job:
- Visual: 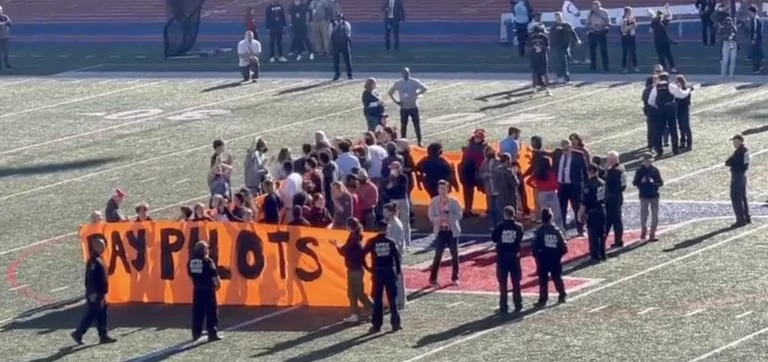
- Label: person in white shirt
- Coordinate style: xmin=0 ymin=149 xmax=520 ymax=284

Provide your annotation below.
xmin=278 ymin=162 xmax=304 ymax=223
xmin=562 ymin=0 xmax=587 ymax=63
xmin=647 ymin=73 xmax=691 ymax=156
xmin=237 ymin=30 xmax=262 ymax=82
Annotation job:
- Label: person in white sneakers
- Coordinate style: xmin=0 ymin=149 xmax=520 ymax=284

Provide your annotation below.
xmin=237 ymin=31 xmax=261 ymax=82
xmin=332 ymin=217 xmax=372 ymax=323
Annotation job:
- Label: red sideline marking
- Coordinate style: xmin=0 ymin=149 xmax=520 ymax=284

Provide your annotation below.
xmin=6 ymin=242 xmax=68 ymax=305
xmin=405 ymin=231 xmax=645 ymax=295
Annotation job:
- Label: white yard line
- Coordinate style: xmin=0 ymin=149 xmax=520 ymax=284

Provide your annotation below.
xmin=687 ymin=325 xmax=768 ymax=361
xmin=128 ymin=306 xmax=301 ymax=362
xmin=664 ymin=148 xmax=768 ymax=186
xmin=446 ymin=302 xmax=464 ymax=308
xmin=0 ymin=82 xmax=464 ymax=204
xmin=49 ymin=285 xmax=71 ymax=293
xmin=8 ymin=284 xmax=29 ymax=292
xmin=0 ymin=80 xmax=316 ymax=155
xmin=139 ymin=177 xmax=157 ymax=184
xmin=0 ymin=81 xmax=164 ymax=120
xmin=174 ymin=178 xmax=190 ymax=185
xmin=685 ymin=309 xmax=705 ymax=317
xmin=53 ymin=63 xmax=105 ymax=75
xmin=1 ymin=79 xmax=34 ymax=86
xmin=589 ymin=87 xmax=768 ymax=146
xmin=401 ymin=223 xmax=768 ymax=362
xmin=588 ymin=305 xmax=609 ymax=313
xmin=638 ymin=307 xmax=658 ymax=315
xmin=736 ymin=311 xmax=754 ymax=319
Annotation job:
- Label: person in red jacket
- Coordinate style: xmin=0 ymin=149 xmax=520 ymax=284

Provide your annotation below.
xmin=524 ymin=136 xmax=565 ymax=230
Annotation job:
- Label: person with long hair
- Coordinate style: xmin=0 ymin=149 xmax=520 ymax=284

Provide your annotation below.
xmin=459 ymin=129 xmax=488 ymax=216
xmin=272 ymin=147 xmax=293 ymax=181
xmin=178 ymin=206 xmax=193 ymax=221
xmin=362 ymin=78 xmax=386 ymax=132
xmin=717 ymin=17 xmax=738 ymax=77
xmin=331 ymin=181 xmax=354 ymax=229
xmin=307 ymin=193 xmax=333 ymax=227
xmin=569 ymin=132 xmax=591 ymax=162
xmin=479 ymin=146 xmax=502 ymax=226
xmin=134 ymin=202 xmax=152 ymax=222
xmin=192 ymin=203 xmax=212 ymax=222
xmin=208 ymin=163 xmax=232 ymax=208
xmin=620 ymin=6 xmax=638 ymax=73
xmin=675 ymin=75 xmax=693 ymax=150
xmin=244 ymin=137 xmax=269 ymax=195
xmin=332 ymin=217 xmax=373 ymax=323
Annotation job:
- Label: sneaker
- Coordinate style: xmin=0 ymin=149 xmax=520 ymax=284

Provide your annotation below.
xmin=288 ymin=52 xmax=295 ymax=56
xmin=278 ymin=57 xmax=288 ymax=62
xmin=269 ymin=57 xmax=276 ymax=63
xmin=71 ymin=331 xmax=83 ymax=345
xmin=343 ymin=314 xmax=359 ymax=323
xmin=545 ymin=89 xmax=552 ymax=97
xmin=99 ymin=336 xmax=117 ymax=344
xmin=296 ymin=55 xmax=302 ymax=61
xmin=368 ymin=326 xmax=381 ymax=333
xmin=309 ymin=53 xmax=315 ymax=60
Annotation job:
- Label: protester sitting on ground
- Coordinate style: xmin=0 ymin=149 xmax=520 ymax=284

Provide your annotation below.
xmin=90 ymin=211 xmax=104 ymax=224
xmin=261 ymin=179 xmax=283 ymax=224
xmin=178 ymin=206 xmax=193 ymax=221
xmin=231 ymin=193 xmax=251 ymax=222
xmin=134 ymin=202 xmax=152 ymax=222
xmin=288 ymin=205 xmax=311 ymax=226
xmin=331 ymin=181 xmax=354 ymax=229
xmin=211 ymin=194 xmax=237 ymax=221
xmin=307 ymin=193 xmax=333 ymax=227
xmin=208 ymin=163 xmax=233 ymax=207
xmin=192 ymin=203 xmax=211 ymax=221
xmin=244 ymin=137 xmax=269 ymax=195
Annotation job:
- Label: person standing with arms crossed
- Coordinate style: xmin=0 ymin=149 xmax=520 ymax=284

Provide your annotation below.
xmin=726 ymin=134 xmax=751 ymax=227
xmin=586 ymin=1 xmax=610 ymax=72
xmin=71 ymin=238 xmax=117 ymax=345
xmin=188 ymin=241 xmax=222 ymax=341
xmin=388 ymin=67 xmax=428 ymax=147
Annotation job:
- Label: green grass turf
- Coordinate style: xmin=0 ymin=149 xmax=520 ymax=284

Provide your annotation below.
xmin=1 ymin=77 xmax=768 ymax=361
xmin=0 ymin=42 xmax=762 ymax=75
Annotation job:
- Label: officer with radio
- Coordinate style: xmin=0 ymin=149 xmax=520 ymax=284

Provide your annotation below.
xmin=491 ymin=206 xmax=525 ymax=313
xmin=532 ymin=208 xmax=568 ymax=306
xmin=363 ymin=232 xmax=402 ymax=332
xmin=188 ymin=241 xmax=222 ymax=342
xmin=579 ymin=163 xmax=607 ymax=262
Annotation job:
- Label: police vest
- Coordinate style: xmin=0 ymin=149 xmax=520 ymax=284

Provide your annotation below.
xmin=331 ymin=22 xmax=349 ymax=45
xmin=656 ymin=82 xmax=674 ymax=106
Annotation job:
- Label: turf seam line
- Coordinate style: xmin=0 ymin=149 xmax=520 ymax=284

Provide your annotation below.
xmin=588 ymin=305 xmax=609 ymax=313
xmin=735 ymin=311 xmax=754 ymax=319
xmin=0 ymin=81 xmax=164 ymax=120
xmin=687 ymin=324 xmax=768 ymax=361
xmin=685 ymin=308 xmax=705 ymax=317
xmin=401 ymin=221 xmax=768 ymax=362
xmin=637 ymin=307 xmax=657 ymax=315
xmin=0 ymin=79 xmax=315 ymax=155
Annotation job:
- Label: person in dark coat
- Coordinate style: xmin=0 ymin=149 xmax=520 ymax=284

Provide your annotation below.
xmin=187 ymin=241 xmax=222 ymax=342
xmin=71 ymin=238 xmax=117 ymax=345
xmin=415 ymin=142 xmax=458 ymax=198
xmin=382 ymin=0 xmax=405 ymax=51
xmin=458 ymin=129 xmax=488 ymax=216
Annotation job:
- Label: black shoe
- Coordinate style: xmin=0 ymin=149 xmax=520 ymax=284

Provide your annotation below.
xmin=71 ymin=331 xmax=83 ymax=345
xmin=99 ymin=336 xmax=117 ymax=344
xmin=557 ymin=295 xmax=567 ymax=304
xmin=498 ymin=306 xmax=508 ymax=314
xmin=513 ymin=305 xmax=523 ymax=313
xmin=534 ymin=300 xmax=547 ymax=308
xmin=347 ymin=75 xmax=354 ymax=80
xmin=649 ymin=237 xmax=659 ymax=242
xmin=391 ymin=325 xmax=402 ymax=332
xmin=368 ymin=326 xmax=381 ymax=333
xmin=731 ymin=222 xmax=746 ymax=228
xmin=207 ymin=334 xmax=222 ymax=342
xmin=332 ymin=76 xmax=340 ymax=81
xmin=192 ymin=334 xmax=201 ymax=341
xmin=746 ymin=217 xmax=752 ymax=224
xmin=611 ymin=242 xmax=624 ymax=248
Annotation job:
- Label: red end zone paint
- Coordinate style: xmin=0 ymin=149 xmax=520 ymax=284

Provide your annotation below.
xmin=405 ymin=231 xmax=646 ymax=295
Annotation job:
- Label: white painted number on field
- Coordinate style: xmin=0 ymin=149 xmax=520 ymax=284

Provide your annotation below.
xmin=166 ymin=109 xmax=231 ymax=121
xmin=427 ymin=112 xmax=485 ymax=125
xmin=99 ymin=109 xmax=231 ymax=121
xmin=104 ymin=109 xmax=164 ymax=120
xmin=494 ymin=113 xmax=554 ymax=126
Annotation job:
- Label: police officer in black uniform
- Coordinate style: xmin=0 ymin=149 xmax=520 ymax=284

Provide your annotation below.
xmin=604 ymin=151 xmax=626 ymax=248
xmin=648 ymin=72 xmax=691 ymax=157
xmin=579 ymin=163 xmax=607 ymax=262
xmin=71 ymin=238 xmax=117 ymax=345
xmin=188 ymin=240 xmax=222 ymax=342
xmin=726 ymin=134 xmax=751 ymax=228
xmin=532 ymin=208 xmax=568 ymax=306
xmin=363 ymin=232 xmax=402 ymax=332
xmin=330 ymin=13 xmax=353 ymax=81
xmin=491 ymin=206 xmax=524 ymax=313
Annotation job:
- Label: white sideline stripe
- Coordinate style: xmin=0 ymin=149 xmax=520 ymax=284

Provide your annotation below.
xmin=8 ymin=284 xmax=29 ymax=292
xmin=447 ymin=302 xmax=464 ymax=308
xmin=0 ymin=80 xmax=315 ymax=155
xmin=49 ymin=285 xmax=71 ymax=293
xmin=129 ymin=306 xmax=301 ymax=362
xmin=588 ymin=305 xmax=608 ymax=313
xmin=1 ymin=79 xmax=34 ymax=86
xmin=174 ymin=178 xmax=190 ymax=185
xmin=54 ymin=63 xmax=106 ymax=74
xmin=0 ymin=81 xmax=164 ymax=120
xmin=638 ymin=307 xmax=657 ymax=315
xmin=139 ymin=177 xmax=157 ymax=184
xmin=736 ymin=311 xmax=754 ymax=319
xmin=401 ymin=223 xmax=768 ymax=362
xmin=0 ymin=82 xmax=465 ymax=204
xmin=589 ymin=87 xmax=768 ymax=146
xmin=687 ymin=325 xmax=768 ymax=361
xmin=685 ymin=309 xmax=705 ymax=317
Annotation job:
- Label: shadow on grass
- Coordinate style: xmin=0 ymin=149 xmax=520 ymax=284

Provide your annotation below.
xmin=201 ymin=81 xmax=244 ymax=93
xmin=473 ymin=85 xmax=531 ymax=102
xmin=28 ymin=344 xmax=98 ymax=362
xmin=275 ymin=81 xmax=336 ymax=96
xmin=0 ymin=156 xmax=123 ymax=178
xmin=662 ymin=225 xmax=733 ymax=252
xmin=281 ymin=330 xmax=386 ymax=362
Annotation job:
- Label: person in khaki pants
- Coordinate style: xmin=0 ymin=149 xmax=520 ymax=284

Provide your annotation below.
xmin=310 ymin=0 xmax=331 ymax=55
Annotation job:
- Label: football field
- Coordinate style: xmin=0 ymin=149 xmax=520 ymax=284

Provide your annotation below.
xmin=3 ymin=72 xmax=768 ymax=361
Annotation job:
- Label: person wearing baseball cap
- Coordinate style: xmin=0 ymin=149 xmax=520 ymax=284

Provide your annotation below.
xmin=726 ymin=134 xmax=751 ymax=227
xmin=104 ymin=188 xmax=127 ymax=223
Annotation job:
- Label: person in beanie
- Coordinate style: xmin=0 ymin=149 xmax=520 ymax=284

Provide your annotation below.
xmin=330 ymin=13 xmax=353 ymax=81
xmin=726 ymin=134 xmax=751 ymax=227
xmin=71 ymin=238 xmax=116 ymax=345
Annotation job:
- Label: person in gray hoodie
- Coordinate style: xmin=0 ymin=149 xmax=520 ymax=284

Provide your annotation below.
xmin=244 ymin=137 xmax=270 ymax=195
xmin=717 ymin=17 xmax=738 ymax=77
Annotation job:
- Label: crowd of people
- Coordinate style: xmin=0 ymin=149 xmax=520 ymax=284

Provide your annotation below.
xmin=507 ymin=0 xmax=764 ymax=80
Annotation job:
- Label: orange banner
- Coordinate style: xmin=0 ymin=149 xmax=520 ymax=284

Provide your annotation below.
xmin=79 ymin=222 xmax=376 ymax=307
xmin=409 ymin=145 xmax=536 ymax=213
